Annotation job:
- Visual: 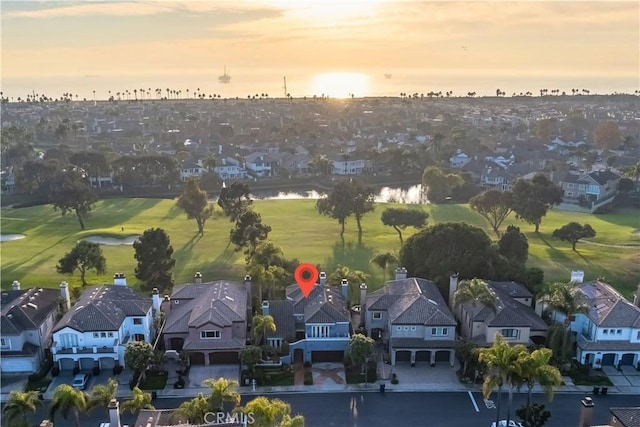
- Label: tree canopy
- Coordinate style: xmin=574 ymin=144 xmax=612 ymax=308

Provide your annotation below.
xmin=124 ymin=341 xmax=156 ymax=374
xmin=552 ymin=222 xmax=596 ymax=250
xmin=56 ymin=240 xmax=106 ymax=287
xmin=421 ymin=166 xmax=463 ymax=203
xmin=133 ymin=228 xmax=175 ymax=292
xmin=592 ymin=121 xmax=623 ymax=150
xmin=218 ymin=182 xmax=252 ymax=222
xmin=510 ymin=174 xmax=563 ymax=232
xmin=316 ymin=179 xmax=376 ymax=239
xmin=50 ymin=166 xmax=98 ymax=230
xmin=348 ymin=334 xmax=375 ymax=367
xmin=469 ymin=189 xmax=513 ymax=235
xmin=230 ymin=210 xmax=272 ymax=256
xmin=497 ymin=225 xmax=529 ymax=266
xmin=235 ymin=396 xmax=304 ymax=427
xmin=400 ymin=222 xmax=499 ymax=289
xmin=380 ymin=207 xmax=429 ymax=244
xmin=176 ymin=178 xmax=215 ymax=234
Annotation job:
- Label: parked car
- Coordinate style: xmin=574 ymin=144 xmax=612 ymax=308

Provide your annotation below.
xmin=72 ymin=373 xmax=90 ymax=390
xmin=491 ymin=421 xmax=523 ymax=427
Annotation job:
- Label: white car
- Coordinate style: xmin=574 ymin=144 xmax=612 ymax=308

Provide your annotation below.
xmin=491 ymin=421 xmax=523 ymax=427
xmin=72 ymin=373 xmax=90 ymax=390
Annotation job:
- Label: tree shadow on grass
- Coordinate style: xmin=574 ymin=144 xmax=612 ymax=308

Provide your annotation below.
xmin=162 ymin=204 xmax=184 ymax=221
xmin=323 ymin=240 xmax=376 ymax=278
xmin=86 ymin=198 xmax=164 ymax=229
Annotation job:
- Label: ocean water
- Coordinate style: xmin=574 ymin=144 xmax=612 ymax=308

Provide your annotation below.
xmin=1 ymin=68 xmax=637 ymax=101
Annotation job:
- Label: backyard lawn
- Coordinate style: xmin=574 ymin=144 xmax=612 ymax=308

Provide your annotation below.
xmin=1 ymin=198 xmax=638 ymax=297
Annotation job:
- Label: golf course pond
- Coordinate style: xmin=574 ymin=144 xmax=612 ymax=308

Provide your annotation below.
xmin=0 ymin=234 xmax=26 ymax=242
xmin=82 ymin=235 xmax=140 ymax=245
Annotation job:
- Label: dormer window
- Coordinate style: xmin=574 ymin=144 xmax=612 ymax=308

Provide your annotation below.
xmin=201 ymin=330 xmax=220 ymax=339
xmin=133 ymin=318 xmax=142 ymax=325
xmin=373 ymin=312 xmax=382 ymax=320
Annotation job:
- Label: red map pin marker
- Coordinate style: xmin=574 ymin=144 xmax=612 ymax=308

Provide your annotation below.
xmin=295 ymin=263 xmax=319 ymax=298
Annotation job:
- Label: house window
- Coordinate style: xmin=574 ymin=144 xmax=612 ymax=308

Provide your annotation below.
xmin=610 ymin=329 xmax=615 ymax=334
xmin=617 ymin=329 xmax=622 ymax=335
xmin=501 ymin=329 xmax=518 ymax=339
xmin=133 ymin=318 xmax=142 ymax=325
xmin=603 ymin=329 xmax=608 ymax=335
xmin=93 ymin=333 xmax=99 ymax=338
xmin=395 ymin=326 xmax=402 ymax=332
xmin=108 ymin=332 xmax=114 ymax=338
xmin=0 ymin=338 xmax=10 ymax=349
xmin=637 ymin=331 xmax=640 ymax=340
xmin=403 ymin=326 xmax=410 ymax=331
xmin=100 ymin=332 xmax=107 ymax=338
xmin=410 ymin=326 xmax=417 ymax=332
xmin=373 ymin=312 xmax=382 ymax=320
xmin=431 ymin=327 xmax=448 ymax=336
xmin=201 ymin=330 xmax=221 ymax=339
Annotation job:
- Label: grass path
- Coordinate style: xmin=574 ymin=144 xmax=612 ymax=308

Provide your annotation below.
xmin=1 ymin=198 xmax=638 ymax=298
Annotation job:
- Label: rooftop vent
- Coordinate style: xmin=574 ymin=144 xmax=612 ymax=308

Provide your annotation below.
xmin=27 ymin=303 xmax=38 ymax=309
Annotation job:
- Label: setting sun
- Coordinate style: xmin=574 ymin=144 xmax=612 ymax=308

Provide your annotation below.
xmin=311 ymin=72 xmax=370 ymax=98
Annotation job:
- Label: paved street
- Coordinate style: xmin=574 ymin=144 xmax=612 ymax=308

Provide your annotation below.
xmin=21 ymin=391 xmax=638 ymax=427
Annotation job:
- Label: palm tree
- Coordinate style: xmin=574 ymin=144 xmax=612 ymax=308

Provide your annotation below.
xmin=174 ymin=393 xmax=210 ymax=424
xmin=3 ymin=390 xmax=41 ymax=426
xmin=369 ymin=252 xmax=398 ymax=284
xmin=120 ymin=387 xmax=154 ymax=414
xmin=541 ymin=281 xmax=589 ymax=363
xmin=519 ymin=347 xmax=562 ymax=424
xmin=452 ymin=278 xmax=497 ymax=314
xmin=89 ymin=378 xmax=118 ymax=410
xmin=203 ymin=377 xmax=241 ymax=411
xmin=252 ymin=314 xmax=276 ymax=346
xmin=479 ymin=334 xmax=529 ymax=427
xmin=50 ymin=384 xmax=89 ymax=427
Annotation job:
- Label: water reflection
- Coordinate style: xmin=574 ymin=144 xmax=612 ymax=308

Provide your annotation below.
xmin=250 ymin=184 xmax=427 ymax=204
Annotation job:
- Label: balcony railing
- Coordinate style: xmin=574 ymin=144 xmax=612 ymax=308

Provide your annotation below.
xmin=52 ymin=342 xmax=117 ymax=355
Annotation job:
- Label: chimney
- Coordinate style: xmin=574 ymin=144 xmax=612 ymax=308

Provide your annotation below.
xmin=571 ymin=270 xmax=585 ymax=284
xmin=577 ymin=396 xmax=594 ymax=427
xmin=448 ymin=274 xmax=459 ymax=308
xmin=395 ymin=267 xmax=407 ymax=281
xmin=634 ymin=283 xmax=640 ymax=308
xmin=341 ymin=278 xmax=349 ymax=302
xmin=319 ymin=272 xmax=327 ymax=286
xmin=11 ymin=280 xmax=20 ymax=290
xmin=59 ymin=281 xmax=71 ymax=311
xmin=262 ymin=301 xmax=269 ymax=316
xmin=113 ymin=273 xmax=127 ymax=286
xmin=152 ymin=288 xmax=160 ymax=316
xmin=162 ymin=295 xmax=171 ymax=312
xmin=194 ymin=271 xmax=202 ymax=284
xmin=108 ymin=399 xmax=122 ymax=427
xmin=39 ymin=421 xmax=54 ymax=427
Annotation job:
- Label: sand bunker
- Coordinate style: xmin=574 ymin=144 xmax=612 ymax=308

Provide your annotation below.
xmin=83 ymin=235 xmax=140 ymax=246
xmin=0 ymin=234 xmax=26 ymax=242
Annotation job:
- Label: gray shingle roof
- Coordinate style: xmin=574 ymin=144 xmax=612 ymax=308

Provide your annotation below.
xmin=285 ymin=283 xmax=349 ymax=323
xmin=1 ymin=288 xmax=59 ymax=335
xmin=264 ymin=300 xmax=295 ymax=341
xmin=486 ymin=281 xmax=532 ymax=299
xmin=165 ymin=281 xmax=248 ymax=333
xmin=53 ymin=285 xmax=151 ymax=333
xmin=366 ymin=278 xmax=456 ymax=326
xmin=577 ymin=335 xmax=640 ymax=352
xmin=609 ymin=408 xmax=640 ymax=427
xmin=576 ymin=281 xmax=640 ymax=327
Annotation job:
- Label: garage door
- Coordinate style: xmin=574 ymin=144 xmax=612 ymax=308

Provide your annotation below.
xmin=620 ymin=354 xmax=635 ymax=366
xmin=415 ymin=351 xmax=430 ymax=362
xmin=1 ymin=358 xmax=35 ymax=373
xmin=99 ymin=357 xmax=115 ymax=369
xmin=311 ymin=351 xmax=344 ymax=363
xmin=80 ymin=358 xmax=95 ymax=370
xmin=601 ymin=354 xmax=616 ymax=366
xmin=395 ymin=351 xmax=411 ymax=362
xmin=189 ymin=352 xmax=205 ymax=365
xmin=209 ymin=352 xmax=239 ymax=364
xmin=58 ymin=358 xmax=76 ymax=370
xmin=435 ymin=351 xmax=451 ymax=362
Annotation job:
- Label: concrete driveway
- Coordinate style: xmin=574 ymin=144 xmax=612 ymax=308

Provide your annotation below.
xmin=602 ymin=365 xmax=640 ymax=387
xmin=44 ymin=371 xmax=119 ymax=398
xmin=0 ymin=374 xmax=28 ymax=400
xmin=311 ymin=363 xmax=346 ymax=385
xmin=187 ymin=365 xmax=240 ymax=388
xmin=389 ymin=360 xmax=461 ymax=385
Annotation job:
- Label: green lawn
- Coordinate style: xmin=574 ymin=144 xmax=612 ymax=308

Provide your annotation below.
xmin=139 ymin=371 xmax=169 ymax=390
xmin=1 ymin=198 xmax=639 ymax=298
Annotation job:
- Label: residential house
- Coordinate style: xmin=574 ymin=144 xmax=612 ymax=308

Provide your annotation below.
xmin=365 ymin=269 xmax=457 ymax=367
xmin=180 ymin=160 xmax=204 ymax=182
xmin=450 ymin=275 xmax=548 ymax=347
xmin=162 ymin=273 xmax=251 ymax=365
xmin=245 ymin=152 xmax=279 ymax=177
xmin=214 ymin=158 xmax=246 ymax=180
xmin=0 ymin=282 xmax=60 ymax=373
xmin=332 ymin=156 xmax=365 ymax=176
xmin=266 ymin=273 xmax=351 ymax=364
xmin=449 ymin=149 xmax=471 ymax=168
xmin=280 ymin=153 xmax=310 ymax=176
xmin=546 ymin=279 xmax=640 ymax=369
xmin=560 ymin=170 xmax=621 ymax=202
xmin=51 ymin=274 xmax=154 ymax=371
xmin=480 ymin=166 xmax=514 ymax=190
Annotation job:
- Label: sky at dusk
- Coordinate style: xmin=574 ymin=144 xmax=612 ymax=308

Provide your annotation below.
xmin=1 ymin=0 xmax=639 ymax=99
